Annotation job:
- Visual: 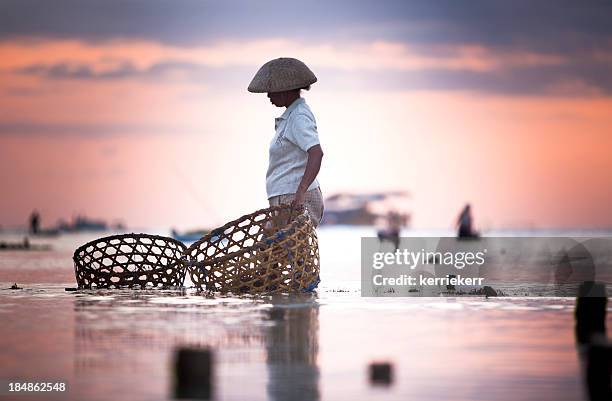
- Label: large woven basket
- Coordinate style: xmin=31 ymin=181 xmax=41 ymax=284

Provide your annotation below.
xmin=73 ymin=233 xmax=187 ymax=289
xmin=184 ymin=205 xmax=320 ymax=294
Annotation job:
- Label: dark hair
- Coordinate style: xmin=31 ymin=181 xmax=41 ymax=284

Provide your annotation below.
xmin=301 ymin=85 xmax=311 ymax=91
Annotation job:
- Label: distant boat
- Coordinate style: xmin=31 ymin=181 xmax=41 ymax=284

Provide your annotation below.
xmin=321 ymin=191 xmax=411 ymax=226
xmin=57 ymin=216 xmax=109 ymax=232
xmin=171 ymin=229 xmax=209 ymax=243
xmin=0 ymin=238 xmax=52 ymax=251
xmin=25 ymin=214 xmax=122 ymax=236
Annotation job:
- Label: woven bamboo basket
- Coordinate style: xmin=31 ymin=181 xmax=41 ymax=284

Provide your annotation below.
xmin=184 ymin=205 xmax=320 ymax=294
xmin=73 ymin=233 xmax=187 ymax=289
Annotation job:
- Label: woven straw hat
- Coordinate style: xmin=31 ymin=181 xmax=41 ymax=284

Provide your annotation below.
xmin=248 ymin=57 xmax=317 ymax=93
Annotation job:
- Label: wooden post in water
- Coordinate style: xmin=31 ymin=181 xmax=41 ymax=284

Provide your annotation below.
xmin=174 ymin=347 xmax=214 ymax=400
xmin=575 ymin=281 xmax=607 ymax=344
xmin=575 ymin=281 xmax=610 ymax=401
xmin=369 ymin=362 xmax=393 ymax=386
xmin=585 ymin=344 xmax=611 ymax=401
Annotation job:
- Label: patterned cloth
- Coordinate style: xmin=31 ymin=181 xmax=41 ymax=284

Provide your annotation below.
xmin=268 ymin=187 xmax=324 ymax=228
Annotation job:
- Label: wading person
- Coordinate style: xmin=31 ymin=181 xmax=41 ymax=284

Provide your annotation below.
xmin=456 ymin=203 xmax=479 ymax=239
xmin=248 ymin=57 xmax=324 ymax=227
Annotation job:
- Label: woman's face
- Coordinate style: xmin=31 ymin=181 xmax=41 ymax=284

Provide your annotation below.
xmin=267 ymin=90 xmax=299 ymax=107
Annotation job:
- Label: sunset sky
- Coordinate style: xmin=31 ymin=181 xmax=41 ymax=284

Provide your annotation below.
xmin=1 ymin=1 xmax=612 ymax=230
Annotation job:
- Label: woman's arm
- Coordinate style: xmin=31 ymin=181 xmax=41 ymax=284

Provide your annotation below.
xmin=292 ymin=144 xmax=324 ymax=207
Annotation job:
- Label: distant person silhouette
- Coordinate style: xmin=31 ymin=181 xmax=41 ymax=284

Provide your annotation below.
xmin=29 ymin=210 xmax=40 ymax=235
xmin=377 ymin=211 xmax=402 ymax=249
xmin=456 ymin=204 xmax=478 ymax=239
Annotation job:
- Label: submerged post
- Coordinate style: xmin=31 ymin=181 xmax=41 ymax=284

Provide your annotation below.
xmin=575 ymin=281 xmax=610 ymax=401
xmin=585 ymin=345 xmax=611 ymax=401
xmin=575 ymin=281 xmax=607 ymax=344
xmin=174 ymin=347 xmax=214 ymax=400
xmin=369 ymin=362 xmax=394 ymax=386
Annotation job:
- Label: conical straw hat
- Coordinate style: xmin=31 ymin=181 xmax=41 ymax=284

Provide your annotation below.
xmin=248 ymin=57 xmax=317 ymax=93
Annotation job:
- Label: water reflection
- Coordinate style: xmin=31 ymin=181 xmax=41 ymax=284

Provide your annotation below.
xmin=265 ymin=294 xmax=320 ymax=401
xmin=2 ymin=283 xmax=602 ymax=401
xmin=71 ymin=289 xmax=322 ymax=400
xmin=73 ymin=290 xmax=270 ymax=375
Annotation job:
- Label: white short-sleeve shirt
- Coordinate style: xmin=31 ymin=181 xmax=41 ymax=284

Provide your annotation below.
xmin=266 ymin=98 xmax=320 ymax=198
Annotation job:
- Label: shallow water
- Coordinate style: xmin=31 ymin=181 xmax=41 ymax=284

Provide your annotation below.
xmin=0 ymin=228 xmax=610 ymax=401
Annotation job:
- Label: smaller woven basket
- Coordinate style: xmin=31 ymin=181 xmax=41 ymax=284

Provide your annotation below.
xmin=185 ymin=205 xmax=320 ymax=294
xmin=73 ymin=233 xmax=187 ymax=289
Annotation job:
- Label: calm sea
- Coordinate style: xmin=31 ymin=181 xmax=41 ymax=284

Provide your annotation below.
xmin=0 ymin=226 xmax=610 ymax=401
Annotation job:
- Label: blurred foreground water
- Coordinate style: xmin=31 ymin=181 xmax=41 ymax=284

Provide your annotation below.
xmin=0 ymin=227 xmax=610 ymax=401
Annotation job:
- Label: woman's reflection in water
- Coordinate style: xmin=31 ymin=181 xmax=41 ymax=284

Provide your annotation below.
xmin=265 ymin=293 xmax=320 ymax=401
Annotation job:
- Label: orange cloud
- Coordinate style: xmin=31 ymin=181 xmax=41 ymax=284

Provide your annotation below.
xmin=0 ymin=38 xmax=565 ymax=75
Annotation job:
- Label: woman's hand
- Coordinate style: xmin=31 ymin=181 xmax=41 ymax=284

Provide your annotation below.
xmin=291 ymin=189 xmax=306 ymax=208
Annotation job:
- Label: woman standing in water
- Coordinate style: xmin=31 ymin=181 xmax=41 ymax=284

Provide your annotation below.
xmin=248 ymin=58 xmax=324 ymax=227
